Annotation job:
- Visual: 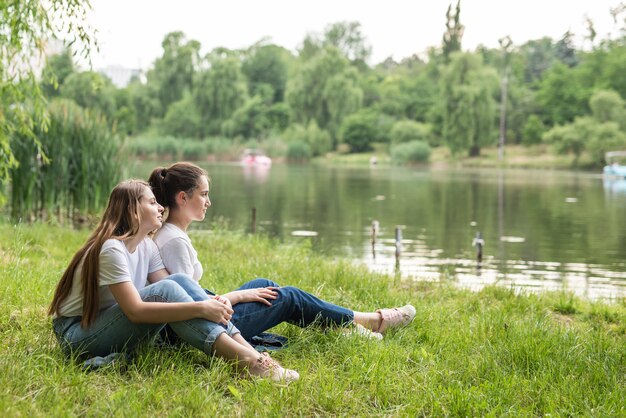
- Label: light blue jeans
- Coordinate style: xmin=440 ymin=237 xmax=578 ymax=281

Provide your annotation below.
xmin=52 ymin=274 xmax=239 ymax=358
xmin=165 ymin=276 xmax=355 ymax=341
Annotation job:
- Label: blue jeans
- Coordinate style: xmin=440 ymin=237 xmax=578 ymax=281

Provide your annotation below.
xmin=168 ymin=276 xmax=354 ymax=341
xmin=52 ymin=274 xmax=239 ymax=358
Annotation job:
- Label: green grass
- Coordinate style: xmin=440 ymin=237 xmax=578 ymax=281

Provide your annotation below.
xmin=1 ymin=223 xmax=625 ymax=416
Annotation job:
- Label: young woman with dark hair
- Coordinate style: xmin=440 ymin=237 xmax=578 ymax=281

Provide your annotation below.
xmin=148 ymin=162 xmax=416 ymax=344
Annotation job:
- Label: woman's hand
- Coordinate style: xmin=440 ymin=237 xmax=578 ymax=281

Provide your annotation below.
xmin=223 ymin=287 xmax=279 ymax=306
xmin=214 ymin=295 xmax=232 ymax=309
xmin=199 ymin=299 xmax=234 ymax=325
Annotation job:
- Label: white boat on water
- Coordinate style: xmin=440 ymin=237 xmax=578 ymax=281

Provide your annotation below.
xmin=240 ymin=148 xmax=272 ymax=167
xmin=603 ymin=151 xmax=626 ymax=178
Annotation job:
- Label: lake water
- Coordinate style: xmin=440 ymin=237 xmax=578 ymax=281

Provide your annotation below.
xmin=134 ymin=162 xmax=626 ymax=301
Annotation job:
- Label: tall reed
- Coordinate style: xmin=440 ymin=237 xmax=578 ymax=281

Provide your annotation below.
xmin=9 ymin=99 xmax=121 ymax=221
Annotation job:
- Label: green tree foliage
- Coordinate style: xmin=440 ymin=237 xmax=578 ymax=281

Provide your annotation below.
xmin=390 ymin=140 xmax=432 ymax=164
xmin=161 ymin=95 xmax=201 ymax=138
xmin=522 ymin=114 xmax=546 ymax=145
xmin=127 ymin=80 xmax=161 ymax=132
xmin=287 ymin=46 xmax=363 ymax=143
xmin=589 ymin=89 xmax=625 ymax=126
xmin=442 ymin=1 xmax=464 ymax=63
xmin=390 ymin=120 xmax=432 ymax=144
xmin=378 ymin=73 xmax=438 ymax=122
xmin=339 ymin=109 xmax=380 ymax=152
xmin=40 ymin=48 xmax=75 ymax=97
xmin=9 ymin=99 xmax=120 ymax=219
xmin=536 ymin=62 xmax=589 ymax=126
xmin=194 ymin=52 xmax=248 ymax=137
xmin=298 ymin=21 xmax=372 ymax=65
xmin=544 ymin=117 xmax=626 ymax=165
xmin=224 ymin=96 xmax=271 ymax=140
xmin=554 ymin=31 xmax=579 ymax=68
xmin=441 ymin=53 xmax=498 ymax=156
xmin=519 ymin=37 xmax=557 ymax=83
xmin=242 ymin=44 xmax=290 ymax=103
xmin=1 ymin=0 xmax=95 ymax=201
xmin=283 ymin=121 xmax=332 ymax=157
xmin=323 ymin=21 xmax=372 ymax=64
xmin=60 ymin=71 xmax=117 ymax=120
xmin=148 ymin=31 xmax=200 ymax=113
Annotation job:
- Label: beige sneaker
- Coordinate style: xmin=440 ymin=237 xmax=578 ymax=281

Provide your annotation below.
xmin=342 ymin=323 xmax=383 ymax=341
xmin=248 ymin=352 xmax=300 ymax=383
xmin=376 ymin=304 xmax=416 ymax=334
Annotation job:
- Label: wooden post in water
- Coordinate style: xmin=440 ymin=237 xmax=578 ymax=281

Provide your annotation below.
xmin=251 ymin=207 xmax=257 ymax=234
xmin=472 ymin=231 xmax=484 ymax=263
xmin=371 ymin=220 xmax=378 ymax=259
xmin=395 ymin=226 xmax=402 ymax=269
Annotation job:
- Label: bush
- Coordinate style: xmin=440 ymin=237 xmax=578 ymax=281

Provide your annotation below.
xmin=522 ymin=115 xmax=545 ymax=145
xmin=286 ymin=140 xmax=311 ymax=162
xmin=180 ymin=140 xmax=207 ymax=160
xmin=389 ymin=120 xmax=431 ymax=144
xmin=339 ymin=110 xmax=379 ymax=152
xmin=283 ymin=122 xmax=331 ymax=157
xmin=390 ymin=140 xmax=432 ymax=165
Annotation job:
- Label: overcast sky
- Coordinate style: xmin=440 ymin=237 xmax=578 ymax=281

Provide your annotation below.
xmin=86 ymin=0 xmax=622 ymax=70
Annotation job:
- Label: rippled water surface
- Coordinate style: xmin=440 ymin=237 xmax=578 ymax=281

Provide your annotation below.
xmin=134 ymin=162 xmax=626 ymax=301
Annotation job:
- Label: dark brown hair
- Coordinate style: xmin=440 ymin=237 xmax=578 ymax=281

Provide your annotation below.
xmin=48 ymin=180 xmax=150 ymax=327
xmin=148 ymin=162 xmax=208 ymax=209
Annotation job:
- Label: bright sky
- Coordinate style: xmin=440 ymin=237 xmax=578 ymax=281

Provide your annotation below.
xmin=86 ymin=0 xmax=622 ymax=70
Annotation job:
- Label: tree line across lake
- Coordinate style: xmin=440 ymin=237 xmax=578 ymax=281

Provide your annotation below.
xmin=2 ymin=1 xmax=626 ymax=220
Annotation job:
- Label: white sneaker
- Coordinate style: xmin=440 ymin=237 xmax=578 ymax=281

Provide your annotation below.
xmin=342 ymin=323 xmax=383 ymax=340
xmin=248 ymin=352 xmax=300 ymax=383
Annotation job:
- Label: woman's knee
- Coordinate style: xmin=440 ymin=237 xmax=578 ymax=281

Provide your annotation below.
xmin=146 ymin=280 xmax=190 ymax=302
xmin=241 ymin=278 xmax=280 ymax=289
xmin=165 ymin=273 xmax=196 ymax=287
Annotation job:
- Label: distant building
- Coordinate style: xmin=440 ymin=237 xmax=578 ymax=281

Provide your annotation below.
xmin=98 ymin=65 xmax=143 ymax=87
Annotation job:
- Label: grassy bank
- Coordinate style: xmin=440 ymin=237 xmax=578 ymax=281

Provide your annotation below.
xmin=1 ymin=223 xmax=624 ymax=416
xmin=320 ymin=144 xmax=598 ymax=171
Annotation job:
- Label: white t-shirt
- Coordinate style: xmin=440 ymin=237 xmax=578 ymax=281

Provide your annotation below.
xmin=57 ymin=238 xmax=165 ymax=317
xmin=153 ymin=222 xmax=203 ymax=281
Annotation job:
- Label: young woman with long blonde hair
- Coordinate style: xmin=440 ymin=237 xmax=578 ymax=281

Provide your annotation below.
xmin=49 ymin=179 xmax=298 ymax=382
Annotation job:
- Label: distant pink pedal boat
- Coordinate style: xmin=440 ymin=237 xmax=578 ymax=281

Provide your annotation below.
xmin=240 ymin=148 xmax=272 ymax=166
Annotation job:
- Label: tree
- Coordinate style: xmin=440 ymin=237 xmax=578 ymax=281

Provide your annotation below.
xmin=441 ymin=53 xmax=498 ymax=156
xmin=60 ymin=71 xmax=117 ymax=120
xmin=193 ymin=52 xmax=248 ymax=137
xmin=161 ymin=95 xmax=201 ymax=138
xmin=0 ymin=0 xmax=95 ymax=202
xmin=339 ymin=109 xmax=380 ymax=152
xmin=536 ymin=62 xmax=589 ymax=126
xmin=389 ymin=120 xmax=432 ymax=144
xmin=147 ymin=32 xmax=200 ymax=113
xmin=242 ymin=44 xmax=290 ymax=103
xmin=442 ymin=1 xmax=464 ymax=63
xmin=41 ymin=48 xmax=75 ymax=98
xmin=286 ymin=46 xmax=363 ymax=144
xmin=323 ymin=21 xmax=372 ymax=64
xmin=589 ymin=89 xmax=625 ymax=126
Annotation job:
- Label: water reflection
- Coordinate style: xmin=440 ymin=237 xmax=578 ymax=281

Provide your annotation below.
xmin=132 ymin=162 xmax=626 ymax=302
xmin=603 ymin=178 xmax=626 ymax=195
xmin=363 ymin=236 xmax=626 ymax=301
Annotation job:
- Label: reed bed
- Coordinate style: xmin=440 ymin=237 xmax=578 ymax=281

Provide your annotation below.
xmin=9 ymin=99 xmax=121 ymax=221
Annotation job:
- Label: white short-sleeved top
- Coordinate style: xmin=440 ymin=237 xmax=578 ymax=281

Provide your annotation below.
xmin=57 ymin=238 xmax=165 ymax=317
xmin=153 ymin=222 xmax=203 ymax=282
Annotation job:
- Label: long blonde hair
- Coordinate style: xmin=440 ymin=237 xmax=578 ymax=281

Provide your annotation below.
xmin=49 ymin=180 xmax=149 ymax=327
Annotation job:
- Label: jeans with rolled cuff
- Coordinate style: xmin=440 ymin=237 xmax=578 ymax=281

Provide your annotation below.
xmin=167 ymin=276 xmax=354 ymax=341
xmin=52 ymin=274 xmax=239 ymax=358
